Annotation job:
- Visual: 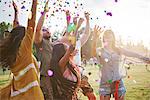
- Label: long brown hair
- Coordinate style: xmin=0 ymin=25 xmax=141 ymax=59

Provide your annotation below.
xmin=0 ymin=26 xmax=25 ymax=68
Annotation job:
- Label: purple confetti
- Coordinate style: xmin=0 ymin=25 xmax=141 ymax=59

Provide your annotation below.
xmin=115 ymin=0 xmax=118 ymax=2
xmin=106 ymin=12 xmax=112 ymax=16
xmin=41 ymin=11 xmax=44 ymax=15
xmin=21 ymin=5 xmax=25 ymax=9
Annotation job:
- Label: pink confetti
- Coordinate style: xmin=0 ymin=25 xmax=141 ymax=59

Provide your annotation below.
xmin=67 ymin=15 xmax=71 ymax=21
xmin=39 ymin=48 xmax=43 ymax=51
xmin=48 ymin=70 xmax=53 ymax=76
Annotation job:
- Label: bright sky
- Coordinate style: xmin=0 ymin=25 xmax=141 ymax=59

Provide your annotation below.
xmin=0 ymin=0 xmax=150 ymax=49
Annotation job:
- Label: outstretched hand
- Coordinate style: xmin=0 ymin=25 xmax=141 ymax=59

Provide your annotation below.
xmin=12 ymin=1 xmax=18 ymax=14
xmin=44 ymin=0 xmax=49 ymax=12
xmin=93 ymin=25 xmax=103 ymax=39
xmin=85 ymin=12 xmax=90 ymax=21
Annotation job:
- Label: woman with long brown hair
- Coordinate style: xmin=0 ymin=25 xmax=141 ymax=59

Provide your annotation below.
xmin=0 ymin=0 xmax=44 ymax=100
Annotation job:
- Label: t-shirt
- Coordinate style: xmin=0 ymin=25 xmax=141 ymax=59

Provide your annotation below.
xmin=35 ymin=39 xmax=53 ymax=76
xmin=0 ymin=27 xmax=44 ymax=100
xmin=96 ymin=47 xmax=143 ymax=84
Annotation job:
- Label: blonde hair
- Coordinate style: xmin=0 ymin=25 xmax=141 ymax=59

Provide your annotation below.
xmin=102 ymin=30 xmax=120 ymax=54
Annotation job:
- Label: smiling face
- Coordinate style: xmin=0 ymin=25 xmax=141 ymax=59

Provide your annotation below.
xmin=103 ymin=30 xmax=116 ymax=48
xmin=42 ymin=28 xmax=51 ymax=39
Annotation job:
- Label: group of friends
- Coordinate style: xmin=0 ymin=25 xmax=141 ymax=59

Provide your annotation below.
xmin=0 ymin=0 xmax=150 ymax=100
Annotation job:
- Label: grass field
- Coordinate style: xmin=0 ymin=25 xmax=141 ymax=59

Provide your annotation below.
xmin=0 ymin=64 xmax=150 ymax=100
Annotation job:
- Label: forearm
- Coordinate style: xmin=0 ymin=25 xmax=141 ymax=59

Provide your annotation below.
xmin=36 ymin=12 xmax=46 ymax=31
xmin=35 ymin=12 xmax=46 ymax=43
xmin=91 ymin=38 xmax=98 ymax=57
xmin=27 ymin=0 xmax=37 ymax=32
xmin=81 ymin=20 xmax=90 ymax=46
xmin=13 ymin=12 xmax=19 ymax=28
xmin=121 ymin=48 xmax=145 ymax=59
xmin=59 ymin=52 xmax=70 ymax=68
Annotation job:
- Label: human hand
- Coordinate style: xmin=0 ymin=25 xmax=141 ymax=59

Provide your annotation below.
xmin=93 ymin=25 xmax=103 ymax=39
xmin=85 ymin=12 xmax=90 ymax=21
xmin=12 ymin=1 xmax=18 ymax=14
xmin=44 ymin=0 xmax=49 ymax=12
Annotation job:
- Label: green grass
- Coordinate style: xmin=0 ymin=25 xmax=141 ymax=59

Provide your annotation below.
xmin=0 ymin=64 xmax=150 ymax=100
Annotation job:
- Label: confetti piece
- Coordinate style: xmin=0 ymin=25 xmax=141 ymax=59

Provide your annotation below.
xmin=127 ymin=75 xmax=130 ymax=78
xmin=4 ymin=2 xmax=7 ymax=4
xmin=51 ymin=14 xmax=54 ymax=16
xmin=41 ymin=11 xmax=44 ymax=15
xmin=56 ymin=9 xmax=58 ymax=12
xmin=106 ymin=12 xmax=112 ymax=16
xmin=88 ymin=72 xmax=92 ymax=75
xmin=104 ymin=58 xmax=109 ymax=62
xmin=67 ymin=23 xmax=76 ymax=33
xmin=67 ymin=15 xmax=71 ymax=22
xmin=95 ymin=79 xmax=100 ymax=82
xmin=39 ymin=48 xmax=43 ymax=51
xmin=9 ymin=5 xmax=11 ymax=7
xmin=21 ymin=5 xmax=25 ymax=9
xmin=48 ymin=70 xmax=53 ymax=77
xmin=66 ymin=2 xmax=69 ymax=4
xmin=9 ymin=14 xmax=11 ymax=16
xmin=53 ymin=2 xmax=56 ymax=5
xmin=115 ymin=0 xmax=118 ymax=2
xmin=108 ymin=80 xmax=112 ymax=83
xmin=133 ymin=80 xmax=137 ymax=83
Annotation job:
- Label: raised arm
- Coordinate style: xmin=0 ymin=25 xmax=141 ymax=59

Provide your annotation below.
xmin=34 ymin=0 xmax=49 ymax=44
xmin=59 ymin=45 xmax=75 ymax=71
xmin=27 ymin=0 xmax=37 ymax=32
xmin=91 ymin=25 xmax=103 ymax=57
xmin=20 ymin=0 xmax=37 ymax=53
xmin=80 ymin=12 xmax=90 ymax=46
xmin=12 ymin=1 xmax=19 ymax=28
xmin=63 ymin=10 xmax=71 ymax=36
xmin=120 ymin=48 xmax=150 ymax=63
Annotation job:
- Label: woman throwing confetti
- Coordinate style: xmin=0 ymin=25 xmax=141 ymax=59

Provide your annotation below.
xmin=0 ymin=0 xmax=44 ymax=99
xmin=92 ymin=26 xmax=150 ymax=100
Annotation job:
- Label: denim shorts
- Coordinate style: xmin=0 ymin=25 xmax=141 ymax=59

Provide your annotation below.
xmin=99 ymin=79 xmax=126 ymax=96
